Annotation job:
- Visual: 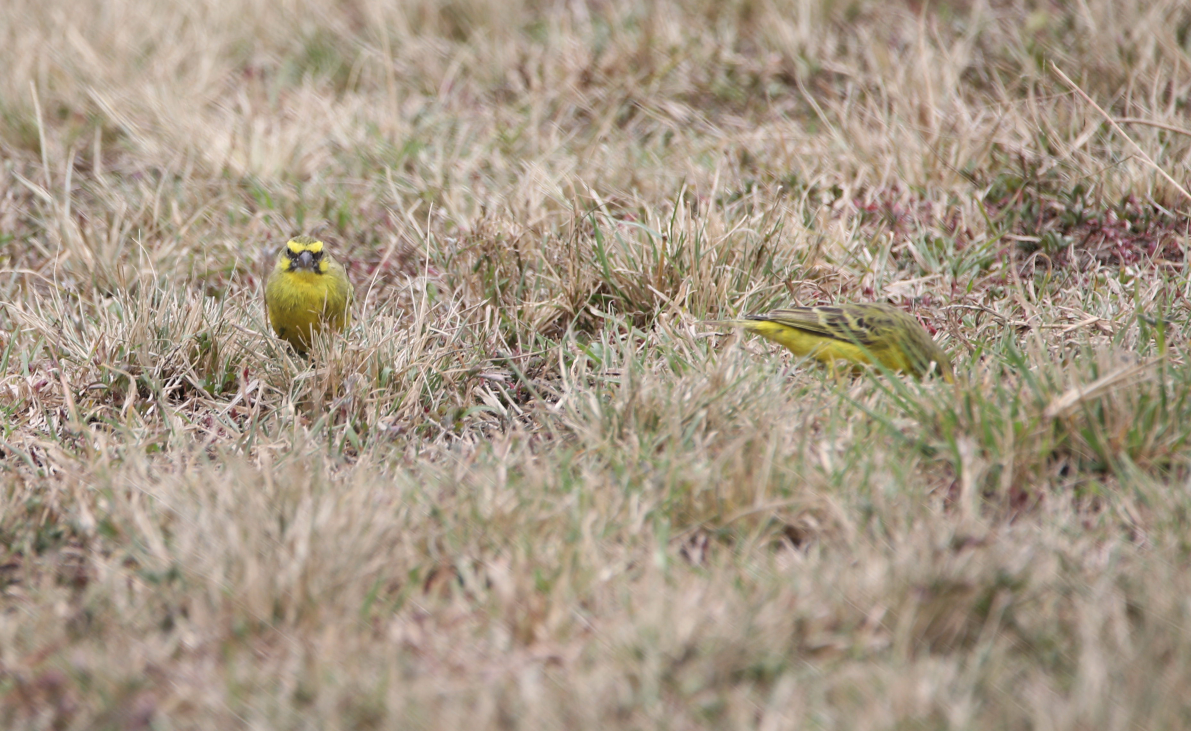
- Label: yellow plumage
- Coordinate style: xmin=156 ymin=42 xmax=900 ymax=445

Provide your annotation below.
xmin=265 ymin=235 xmax=353 ymax=354
xmin=720 ymin=302 xmax=953 ymax=381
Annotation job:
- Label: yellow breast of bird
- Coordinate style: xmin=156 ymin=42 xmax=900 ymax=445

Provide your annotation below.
xmin=742 ymin=319 xmax=909 ymax=371
xmin=267 ymin=269 xmax=350 ymax=347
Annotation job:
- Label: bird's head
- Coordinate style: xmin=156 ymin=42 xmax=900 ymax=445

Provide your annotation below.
xmin=281 ymin=236 xmax=328 ymax=274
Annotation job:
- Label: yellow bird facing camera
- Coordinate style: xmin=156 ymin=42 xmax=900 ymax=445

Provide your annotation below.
xmin=718 ymin=302 xmax=953 ymax=381
xmin=265 ymin=235 xmax=353 ymax=354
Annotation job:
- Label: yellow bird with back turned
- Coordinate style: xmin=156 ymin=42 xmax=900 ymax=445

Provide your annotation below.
xmin=718 ymin=302 xmax=953 ymax=381
xmin=265 ymin=235 xmax=353 ymax=354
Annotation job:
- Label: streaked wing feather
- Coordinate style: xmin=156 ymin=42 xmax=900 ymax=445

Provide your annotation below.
xmin=753 ymin=306 xmax=878 ymax=346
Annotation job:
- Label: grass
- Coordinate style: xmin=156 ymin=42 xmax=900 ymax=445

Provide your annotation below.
xmin=4 ymin=0 xmax=1191 ymax=728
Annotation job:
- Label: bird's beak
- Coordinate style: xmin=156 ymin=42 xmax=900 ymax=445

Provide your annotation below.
xmin=295 ymin=250 xmax=314 ymax=270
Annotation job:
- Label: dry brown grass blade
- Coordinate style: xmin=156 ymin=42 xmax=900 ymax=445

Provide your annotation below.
xmin=1043 ymin=357 xmax=1157 ymax=420
xmin=1052 ymin=62 xmax=1191 ymax=206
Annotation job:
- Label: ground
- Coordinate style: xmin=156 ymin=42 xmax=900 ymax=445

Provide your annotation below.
xmin=3 ymin=0 xmax=1191 ymax=728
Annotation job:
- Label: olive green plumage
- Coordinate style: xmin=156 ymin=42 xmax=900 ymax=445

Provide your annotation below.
xmin=723 ymin=302 xmax=953 ymax=381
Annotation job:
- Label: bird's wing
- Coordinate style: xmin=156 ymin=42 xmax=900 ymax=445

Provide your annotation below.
xmin=752 ymin=306 xmax=879 ymax=346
